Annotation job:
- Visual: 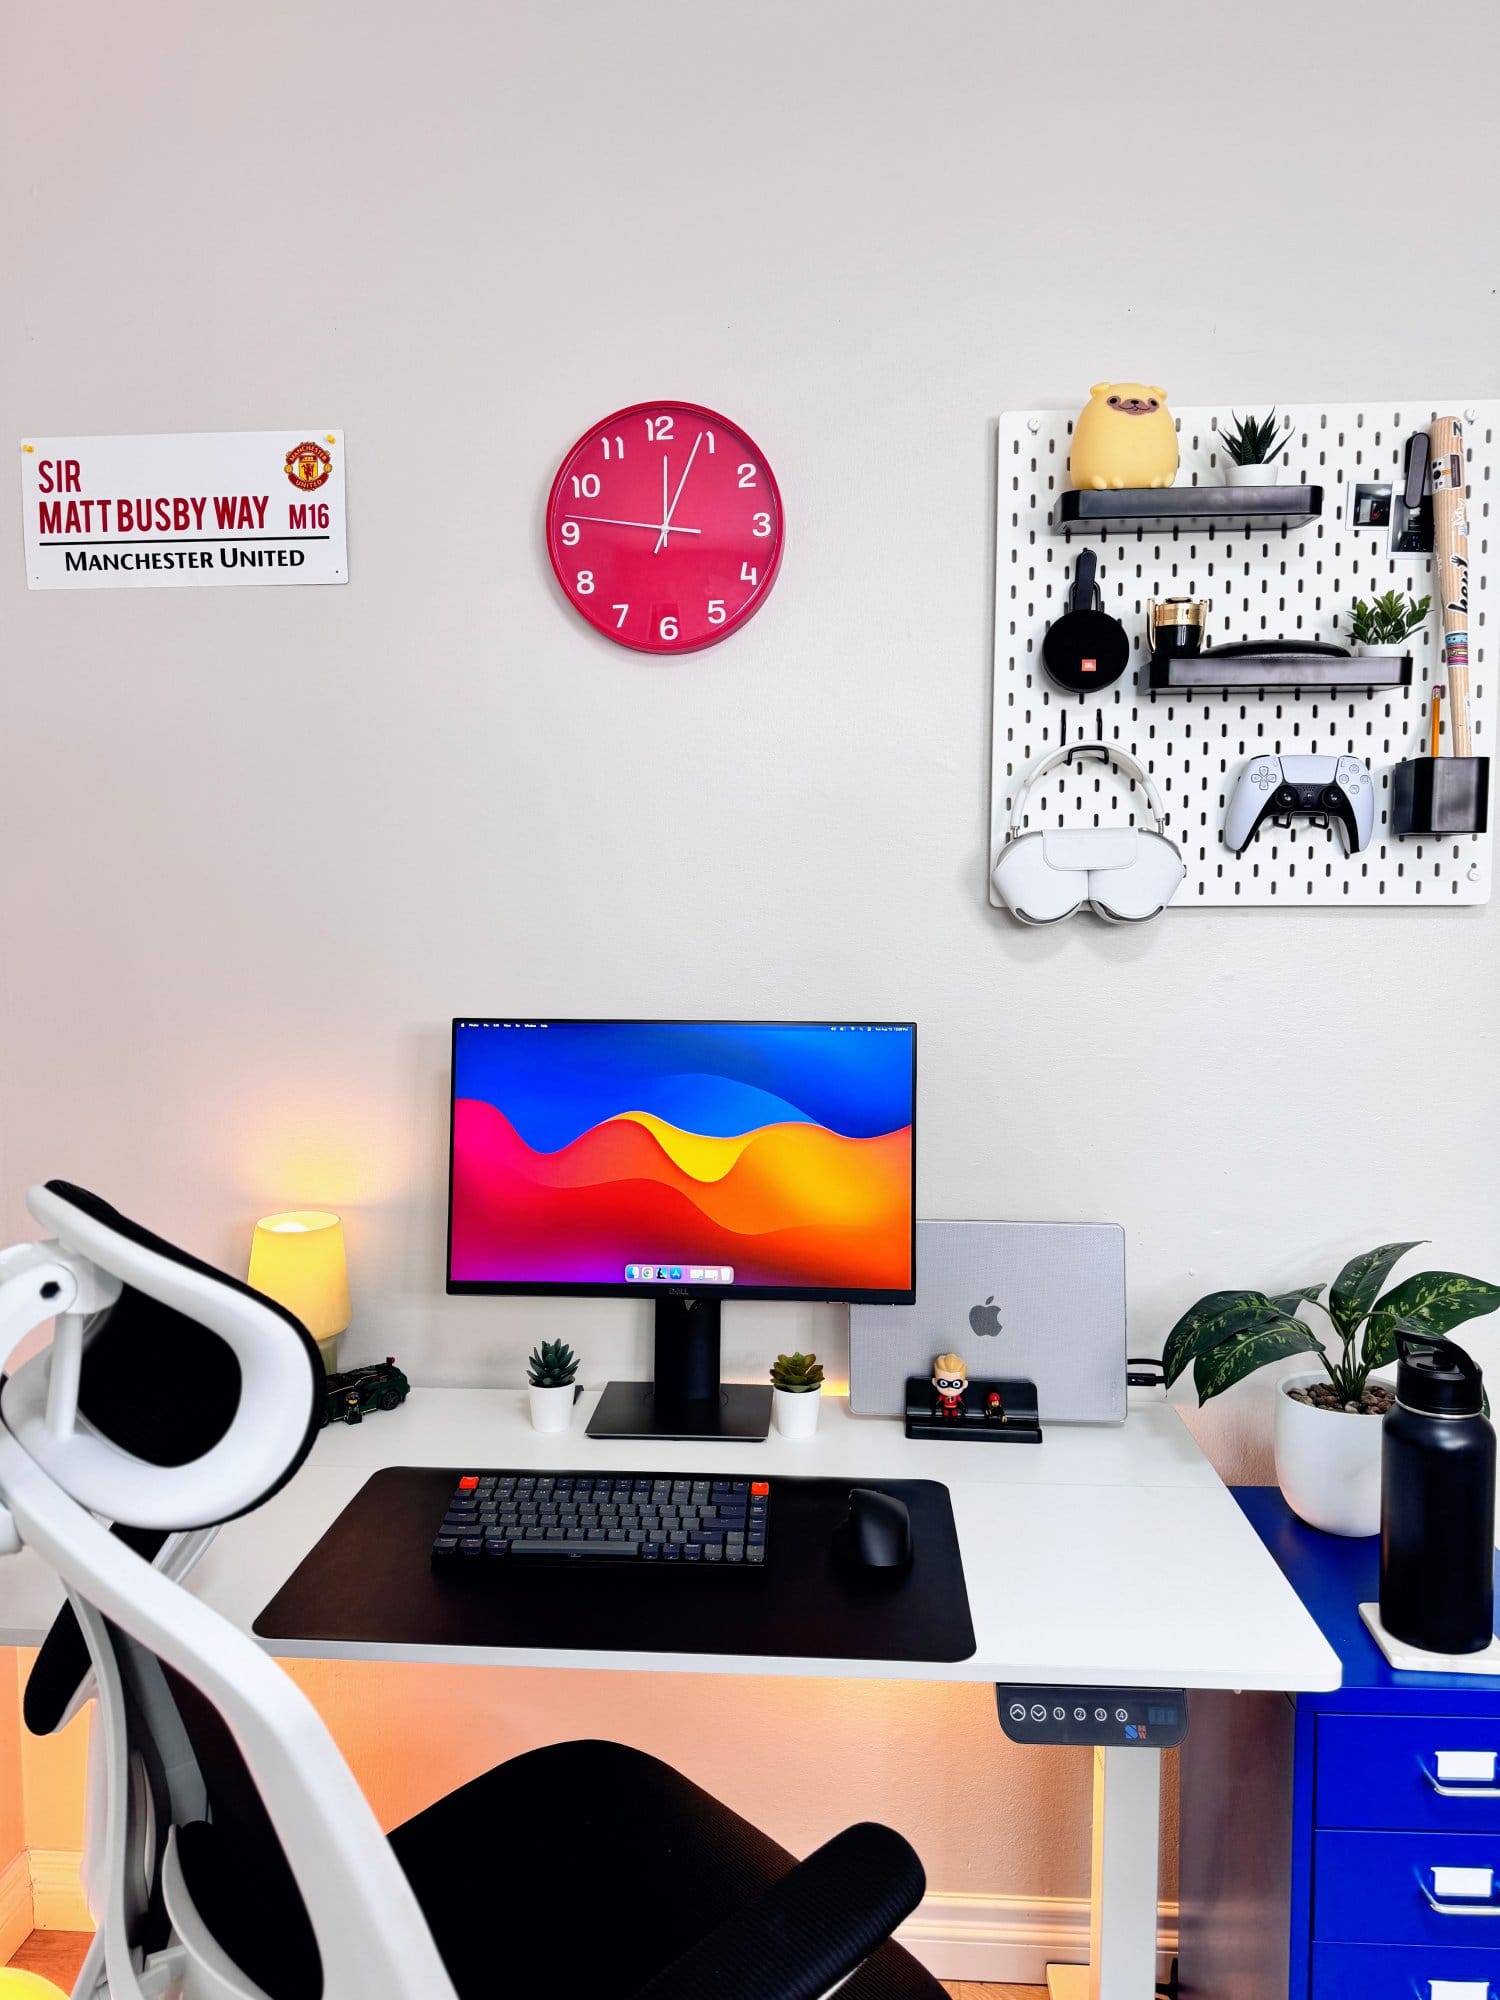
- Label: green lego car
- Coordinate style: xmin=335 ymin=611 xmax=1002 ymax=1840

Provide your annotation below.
xmin=320 ymin=1356 xmax=410 ymax=1428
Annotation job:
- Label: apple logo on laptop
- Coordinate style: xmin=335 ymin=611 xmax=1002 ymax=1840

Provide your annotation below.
xmin=969 ymin=1296 xmax=1002 ymax=1337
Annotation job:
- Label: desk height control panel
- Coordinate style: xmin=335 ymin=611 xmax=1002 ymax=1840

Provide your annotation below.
xmin=996 ymin=1686 xmax=1189 ymax=1748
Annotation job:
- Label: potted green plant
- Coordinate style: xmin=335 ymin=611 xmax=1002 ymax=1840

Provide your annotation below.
xmin=526 ymin=1338 xmax=580 ymax=1433
xmin=1165 ymin=1243 xmax=1500 ymax=1536
xmin=1217 ymin=409 xmax=1293 ymax=486
xmin=1347 ymin=588 xmax=1430 ymax=659
xmin=769 ymin=1350 xmax=825 ymax=1439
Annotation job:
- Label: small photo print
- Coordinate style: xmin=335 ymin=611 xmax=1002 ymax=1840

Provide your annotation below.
xmin=1349 ymin=481 xmax=1392 ymax=528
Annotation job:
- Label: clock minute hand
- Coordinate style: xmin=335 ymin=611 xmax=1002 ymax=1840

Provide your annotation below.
xmin=564 ymin=513 xmax=701 ymax=535
xmin=655 ymin=432 xmax=703 ymax=553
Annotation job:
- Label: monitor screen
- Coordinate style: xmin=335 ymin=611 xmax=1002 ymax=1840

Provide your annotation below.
xmin=447 ymin=1019 xmax=915 ymax=1301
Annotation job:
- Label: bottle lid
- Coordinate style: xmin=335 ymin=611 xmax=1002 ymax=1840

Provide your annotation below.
xmin=1395 ymin=1330 xmax=1484 ymax=1416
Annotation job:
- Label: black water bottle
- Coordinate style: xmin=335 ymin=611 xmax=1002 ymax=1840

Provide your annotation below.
xmin=1380 ymin=1332 xmax=1496 ymax=1655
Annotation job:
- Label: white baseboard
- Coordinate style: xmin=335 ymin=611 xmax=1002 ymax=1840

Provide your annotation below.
xmin=897 ymin=1890 xmax=1179 ymax=1986
xmin=29 ymin=1846 xmax=92 ymax=1933
xmin=0 ymin=1849 xmax=36 ymax=1962
xmin=8 ymin=1849 xmax=1176 ymax=1987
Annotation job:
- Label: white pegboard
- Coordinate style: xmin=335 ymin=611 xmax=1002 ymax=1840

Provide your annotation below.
xmin=989 ymin=400 xmax=1494 ymax=907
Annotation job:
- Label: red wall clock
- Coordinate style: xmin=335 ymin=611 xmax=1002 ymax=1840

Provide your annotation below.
xmin=545 ymin=401 xmax=784 ymax=653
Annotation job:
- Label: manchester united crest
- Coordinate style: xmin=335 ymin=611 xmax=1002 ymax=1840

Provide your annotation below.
xmin=284 ymin=441 xmax=332 ymax=492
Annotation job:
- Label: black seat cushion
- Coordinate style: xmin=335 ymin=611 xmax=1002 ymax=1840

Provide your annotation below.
xmin=388 ymin=1738 xmax=946 ymax=2000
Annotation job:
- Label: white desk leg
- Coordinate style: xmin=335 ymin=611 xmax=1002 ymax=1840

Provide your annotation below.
xmin=1047 ymin=1745 xmax=1162 ymax=2000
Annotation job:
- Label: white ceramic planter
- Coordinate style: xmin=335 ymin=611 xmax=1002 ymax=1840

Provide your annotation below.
xmin=1353 ymin=640 xmax=1409 ymax=658
xmin=528 ymin=1382 xmax=576 ymax=1433
xmin=1273 ymin=1371 xmax=1383 ymax=1537
xmin=1223 ymin=461 xmax=1280 ymax=486
xmin=772 ymin=1386 xmax=821 ymax=1439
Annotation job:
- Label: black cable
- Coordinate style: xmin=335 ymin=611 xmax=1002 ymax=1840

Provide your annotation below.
xmin=1126 ymin=1355 xmax=1166 ymax=1388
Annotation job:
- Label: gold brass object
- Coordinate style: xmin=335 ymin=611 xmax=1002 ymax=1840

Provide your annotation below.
xmin=1147 ymin=597 xmax=1210 ymax=658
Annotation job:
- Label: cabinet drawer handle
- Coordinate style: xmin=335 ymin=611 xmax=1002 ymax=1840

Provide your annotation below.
xmin=1414 ymin=1982 xmax=1496 ymax=1999
xmin=1417 ymin=1863 xmax=1500 ymax=1915
xmin=1423 ymin=1751 xmax=1500 ymax=1798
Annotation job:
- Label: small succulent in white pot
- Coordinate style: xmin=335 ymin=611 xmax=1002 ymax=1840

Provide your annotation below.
xmin=1218 ymin=409 xmax=1293 ymax=485
xmin=527 ymin=1338 xmax=580 ymax=1432
xmin=1348 ymin=589 xmax=1430 ymax=658
xmin=770 ymin=1350 xmax=825 ymax=1439
xmin=1164 ymin=1242 xmax=1500 ymax=1536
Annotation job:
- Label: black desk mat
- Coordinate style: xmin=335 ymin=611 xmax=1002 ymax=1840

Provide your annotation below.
xmin=255 ymin=1467 xmax=976 ymax=1664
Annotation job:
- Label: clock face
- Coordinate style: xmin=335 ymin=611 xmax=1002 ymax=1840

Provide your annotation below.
xmin=545 ymin=402 xmax=784 ymax=653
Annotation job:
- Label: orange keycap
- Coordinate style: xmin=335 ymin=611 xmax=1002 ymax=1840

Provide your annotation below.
xmin=750 ymin=1481 xmax=770 ymax=1496
xmin=458 ymin=1476 xmax=479 ymax=1490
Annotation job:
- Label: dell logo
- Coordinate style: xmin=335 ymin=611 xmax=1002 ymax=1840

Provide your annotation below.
xmin=668 ymin=1286 xmax=688 ymax=1297
xmin=969 ymin=1295 xmax=1002 ymax=1338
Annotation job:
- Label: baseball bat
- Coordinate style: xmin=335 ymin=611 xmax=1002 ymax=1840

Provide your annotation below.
xmin=1429 ymin=415 xmax=1472 ymax=755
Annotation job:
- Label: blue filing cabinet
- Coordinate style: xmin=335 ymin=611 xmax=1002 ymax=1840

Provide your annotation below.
xmin=1179 ymin=1486 xmax=1500 ymax=2000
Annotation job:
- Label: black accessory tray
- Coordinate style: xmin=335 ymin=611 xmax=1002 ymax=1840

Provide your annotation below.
xmin=903 ymin=1376 xmax=1041 ymax=1443
xmin=1053 ymin=485 xmax=1323 ymax=535
xmin=1146 ymin=646 xmax=1412 ymax=693
xmin=1390 ymin=756 xmax=1490 ymax=836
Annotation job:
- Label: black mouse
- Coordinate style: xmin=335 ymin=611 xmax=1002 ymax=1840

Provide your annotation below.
xmin=836 ymin=1487 xmax=912 ymax=1570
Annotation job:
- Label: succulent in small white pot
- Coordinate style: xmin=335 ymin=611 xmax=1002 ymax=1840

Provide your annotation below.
xmin=1165 ymin=1242 xmax=1500 ymax=1537
xmin=527 ymin=1338 xmax=579 ymax=1432
xmin=1348 ymin=589 xmax=1430 ymax=658
xmin=770 ymin=1350 xmax=824 ymax=1438
xmin=1218 ymin=409 xmax=1293 ymax=485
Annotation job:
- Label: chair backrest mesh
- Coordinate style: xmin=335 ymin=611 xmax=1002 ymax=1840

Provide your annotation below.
xmin=23 ymin=1523 xmax=166 ymax=1735
xmin=16 ymin=1184 xmax=328 ymax=1996
xmin=160 ymin=1662 xmax=323 ymax=1999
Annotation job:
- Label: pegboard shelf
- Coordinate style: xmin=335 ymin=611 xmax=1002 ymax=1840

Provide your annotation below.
xmin=1145 ymin=650 xmax=1413 ymax=694
xmin=991 ymin=400 xmax=1494 ymax=908
xmin=1052 ymin=485 xmax=1324 ymax=535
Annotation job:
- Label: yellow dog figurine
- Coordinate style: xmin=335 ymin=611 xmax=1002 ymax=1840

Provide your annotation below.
xmin=1069 ymin=383 xmax=1178 ymax=490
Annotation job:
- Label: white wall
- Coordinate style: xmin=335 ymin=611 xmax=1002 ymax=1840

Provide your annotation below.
xmin=4 ymin=0 xmax=1499 ymax=1947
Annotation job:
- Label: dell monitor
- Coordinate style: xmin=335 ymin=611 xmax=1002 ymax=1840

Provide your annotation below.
xmin=447 ymin=1018 xmax=916 ymax=1440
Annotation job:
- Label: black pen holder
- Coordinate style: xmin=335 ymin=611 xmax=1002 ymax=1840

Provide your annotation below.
xmin=1390 ymin=756 xmax=1490 ymax=837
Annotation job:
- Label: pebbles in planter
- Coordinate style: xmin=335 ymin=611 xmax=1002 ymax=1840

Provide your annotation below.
xmin=1287 ymin=1382 xmax=1394 ymax=1416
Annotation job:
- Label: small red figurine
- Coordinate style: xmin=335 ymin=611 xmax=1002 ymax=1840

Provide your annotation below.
xmin=985 ymin=1389 xmax=1006 ymax=1422
xmin=932 ymin=1352 xmax=968 ymax=1419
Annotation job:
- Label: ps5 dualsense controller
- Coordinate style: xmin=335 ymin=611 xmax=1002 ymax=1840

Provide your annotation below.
xmin=1224 ymin=754 xmax=1375 ymax=856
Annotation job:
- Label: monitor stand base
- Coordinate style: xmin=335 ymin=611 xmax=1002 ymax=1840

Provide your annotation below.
xmin=586 ymin=1381 xmax=773 ymax=1443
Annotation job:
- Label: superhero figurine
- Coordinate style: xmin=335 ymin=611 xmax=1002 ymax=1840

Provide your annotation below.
xmin=985 ymin=1389 xmax=1006 ymax=1423
xmin=931 ymin=1352 xmax=968 ymax=1419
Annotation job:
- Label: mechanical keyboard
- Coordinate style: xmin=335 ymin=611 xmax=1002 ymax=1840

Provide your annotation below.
xmin=430 ymin=1470 xmax=771 ymax=1569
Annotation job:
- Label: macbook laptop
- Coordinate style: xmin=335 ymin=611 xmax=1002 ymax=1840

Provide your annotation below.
xmin=848 ymin=1218 xmax=1126 ymax=1423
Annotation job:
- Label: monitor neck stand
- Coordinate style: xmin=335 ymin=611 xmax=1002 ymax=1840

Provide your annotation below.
xmin=585 ymin=1297 xmax=773 ymax=1442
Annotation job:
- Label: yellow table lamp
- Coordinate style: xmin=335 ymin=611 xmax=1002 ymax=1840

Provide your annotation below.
xmin=248 ymin=1210 xmax=350 ymax=1372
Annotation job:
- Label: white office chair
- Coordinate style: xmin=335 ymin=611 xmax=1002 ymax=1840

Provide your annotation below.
xmin=0 ymin=1181 xmax=945 ymax=2000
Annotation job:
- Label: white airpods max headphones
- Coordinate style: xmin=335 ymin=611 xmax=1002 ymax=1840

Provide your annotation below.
xmin=991 ymin=743 xmax=1185 ymax=924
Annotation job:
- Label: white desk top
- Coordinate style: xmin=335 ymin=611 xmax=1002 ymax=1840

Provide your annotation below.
xmin=0 ymin=1387 xmax=1341 ymax=1692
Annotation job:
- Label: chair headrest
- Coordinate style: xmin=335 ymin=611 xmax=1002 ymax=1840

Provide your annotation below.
xmin=2 ymin=1182 xmax=322 ymax=1530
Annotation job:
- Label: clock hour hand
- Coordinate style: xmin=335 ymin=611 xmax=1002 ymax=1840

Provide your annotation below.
xmin=564 ymin=513 xmax=701 ymax=535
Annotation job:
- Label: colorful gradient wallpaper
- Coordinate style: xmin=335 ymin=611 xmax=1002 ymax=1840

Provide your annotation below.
xmin=448 ymin=1021 xmax=914 ymax=1294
